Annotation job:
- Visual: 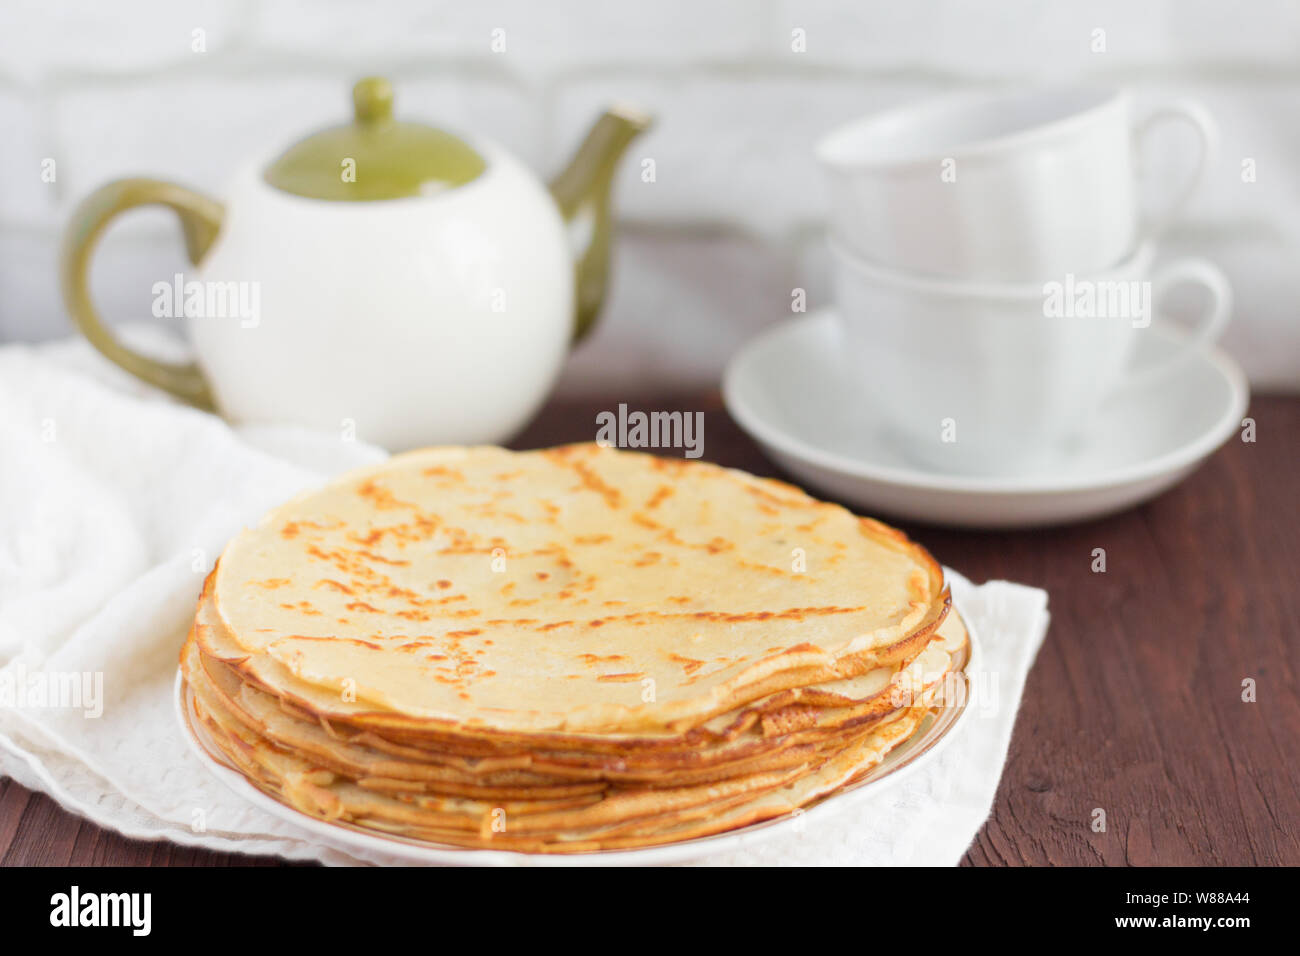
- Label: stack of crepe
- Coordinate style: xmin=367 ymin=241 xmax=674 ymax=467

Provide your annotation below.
xmin=180 ymin=443 xmax=966 ymax=853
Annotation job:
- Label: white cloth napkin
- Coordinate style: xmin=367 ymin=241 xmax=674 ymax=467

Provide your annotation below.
xmin=0 ymin=332 xmax=1049 ymax=866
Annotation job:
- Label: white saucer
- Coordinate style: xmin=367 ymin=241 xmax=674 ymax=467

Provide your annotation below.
xmin=723 ymin=310 xmax=1249 ymax=529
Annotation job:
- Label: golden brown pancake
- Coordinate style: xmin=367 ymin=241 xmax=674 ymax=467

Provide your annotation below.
xmin=210 ymin=444 xmax=946 ymax=735
xmin=179 ymin=444 xmax=962 ymax=852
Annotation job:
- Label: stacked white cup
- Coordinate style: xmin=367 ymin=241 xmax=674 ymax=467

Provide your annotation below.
xmin=817 ymin=88 xmax=1232 ymax=475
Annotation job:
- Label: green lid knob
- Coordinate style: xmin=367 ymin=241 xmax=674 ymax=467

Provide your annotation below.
xmin=352 ymin=77 xmax=394 ymax=125
xmin=263 ymin=76 xmax=487 ymax=201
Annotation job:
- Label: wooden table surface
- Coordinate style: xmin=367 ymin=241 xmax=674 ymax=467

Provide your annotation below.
xmin=2 ymin=393 xmax=1296 ymax=866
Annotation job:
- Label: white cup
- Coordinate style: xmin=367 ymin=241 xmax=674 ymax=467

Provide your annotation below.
xmin=817 ymin=88 xmax=1217 ymax=282
xmin=830 ymin=240 xmax=1233 ymax=475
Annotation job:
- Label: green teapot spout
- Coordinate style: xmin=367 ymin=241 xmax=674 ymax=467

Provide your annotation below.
xmin=549 ymin=105 xmax=652 ymax=343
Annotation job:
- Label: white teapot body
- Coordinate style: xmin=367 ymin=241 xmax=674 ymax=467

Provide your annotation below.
xmin=192 ymin=145 xmax=572 ymax=449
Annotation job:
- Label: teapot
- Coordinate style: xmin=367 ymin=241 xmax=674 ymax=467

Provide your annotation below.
xmin=60 ymin=77 xmax=650 ymax=450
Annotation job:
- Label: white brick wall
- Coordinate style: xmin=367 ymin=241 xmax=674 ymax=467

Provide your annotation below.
xmin=1 ymin=0 xmax=1297 ymax=392
xmin=551 ymin=73 xmax=947 ymax=236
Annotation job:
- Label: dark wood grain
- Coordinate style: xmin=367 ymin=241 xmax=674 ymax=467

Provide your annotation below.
xmin=2 ymin=394 xmax=1295 ymax=867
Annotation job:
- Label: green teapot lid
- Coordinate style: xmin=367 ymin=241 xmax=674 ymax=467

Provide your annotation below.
xmin=263 ymin=77 xmax=487 ymax=201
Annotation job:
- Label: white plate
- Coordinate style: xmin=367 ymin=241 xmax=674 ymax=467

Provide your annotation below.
xmin=175 ymin=610 xmax=979 ymax=867
xmin=723 ymin=310 xmax=1249 ymax=529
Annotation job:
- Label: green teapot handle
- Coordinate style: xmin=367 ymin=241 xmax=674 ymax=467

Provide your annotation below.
xmin=60 ymin=178 xmax=224 ymax=409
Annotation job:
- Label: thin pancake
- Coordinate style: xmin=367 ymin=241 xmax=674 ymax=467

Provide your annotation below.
xmin=191 ymin=684 xmax=941 ymax=852
xmin=185 ymin=631 xmax=954 ymax=789
xmin=190 ymin=672 xmax=939 ymax=847
xmin=182 ymin=622 xmax=962 ymax=851
xmin=211 ymin=443 xmax=946 ymax=734
xmin=189 ymin=599 xmax=959 ymax=773
xmin=195 ymin=571 xmax=950 ymax=751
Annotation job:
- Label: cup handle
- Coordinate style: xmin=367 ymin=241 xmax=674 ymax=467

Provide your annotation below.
xmin=1121 ymin=258 xmax=1232 ymax=387
xmin=59 ymin=178 xmax=224 ymax=409
xmin=1132 ymin=99 xmax=1218 ymax=240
